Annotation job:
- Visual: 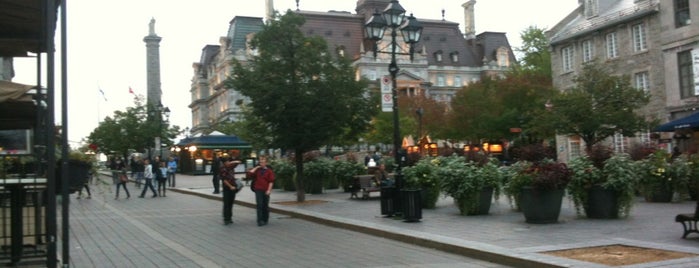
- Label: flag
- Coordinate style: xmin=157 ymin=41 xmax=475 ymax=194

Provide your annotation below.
xmin=98 ymin=88 xmax=108 ymax=101
xmin=129 ymin=87 xmax=135 ymax=94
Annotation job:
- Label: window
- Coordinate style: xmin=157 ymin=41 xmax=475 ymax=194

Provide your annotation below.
xmin=632 ymin=23 xmax=647 ymax=52
xmin=606 ymin=32 xmax=618 ymax=59
xmin=562 ymin=46 xmax=574 ymax=72
xmin=437 ymin=74 xmax=445 ymax=86
xmin=496 ymin=47 xmax=510 ymax=67
xmin=454 ymin=76 xmax=462 ymax=87
xmin=634 ymin=71 xmax=650 ymax=92
xmin=584 ymin=0 xmax=599 ymax=18
xmin=675 ymin=0 xmax=691 ymax=27
xmin=450 ymin=52 xmax=459 ymax=63
xmin=582 ymin=40 xmax=593 ymax=63
xmin=678 ymin=50 xmax=694 ymax=98
xmin=568 ymin=138 xmax=582 ymax=159
xmin=434 ymin=51 xmax=443 ymax=62
xmin=639 ymin=131 xmax=651 ymax=146
xmin=613 ymin=133 xmax=629 ymax=153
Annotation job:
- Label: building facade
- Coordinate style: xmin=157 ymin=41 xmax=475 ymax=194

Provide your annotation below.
xmin=188 ymin=0 xmax=516 ymax=135
xmin=548 ymin=0 xmax=698 ymax=162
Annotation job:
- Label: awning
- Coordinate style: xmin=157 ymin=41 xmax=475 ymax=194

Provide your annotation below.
xmin=175 ymin=134 xmax=251 ymax=149
xmin=654 ymin=112 xmax=699 ymax=132
xmin=0 ymin=80 xmax=40 ymax=130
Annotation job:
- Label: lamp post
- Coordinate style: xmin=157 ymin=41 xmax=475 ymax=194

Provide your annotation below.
xmin=364 ymin=0 xmax=423 ymax=191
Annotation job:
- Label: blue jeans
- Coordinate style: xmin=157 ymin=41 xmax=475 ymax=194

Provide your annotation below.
xmin=140 ymin=179 xmax=157 ymax=197
xmin=254 ymin=190 xmax=270 ymax=224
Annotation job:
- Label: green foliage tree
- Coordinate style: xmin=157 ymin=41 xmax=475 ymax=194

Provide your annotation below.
xmin=534 ymin=60 xmax=651 ymax=152
xmin=448 ymin=75 xmax=557 ymax=143
xmin=226 ymin=11 xmax=375 ymax=202
xmin=512 ymin=26 xmax=551 ymax=77
xmin=87 ymin=97 xmax=179 ymax=159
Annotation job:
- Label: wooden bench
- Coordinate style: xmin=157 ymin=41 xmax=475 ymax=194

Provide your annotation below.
xmin=350 ymin=175 xmax=380 ymax=200
xmin=675 ymin=200 xmax=699 ymax=238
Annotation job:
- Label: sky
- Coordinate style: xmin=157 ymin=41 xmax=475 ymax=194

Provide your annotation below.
xmin=11 ymin=0 xmax=579 ymax=148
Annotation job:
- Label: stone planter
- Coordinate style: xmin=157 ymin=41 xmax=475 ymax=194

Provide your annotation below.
xmin=645 ymin=188 xmax=673 ymax=203
xmin=454 ymin=187 xmax=493 ymax=216
xmin=584 ymin=185 xmax=619 ymax=219
xmin=520 ymin=186 xmax=565 ymax=224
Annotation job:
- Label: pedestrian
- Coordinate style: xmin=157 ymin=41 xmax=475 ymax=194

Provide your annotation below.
xmin=220 ymin=158 xmax=242 ymax=225
xmin=135 ymin=157 xmax=145 ymax=188
xmin=373 ymin=163 xmax=392 ymax=187
xmin=211 ymin=154 xmax=222 ymax=194
xmin=139 ymin=159 xmax=158 ymax=198
xmin=167 ymin=156 xmax=177 ymax=187
xmin=114 ymin=159 xmax=130 ymax=199
xmin=77 ymin=169 xmax=93 ymax=199
xmin=247 ymin=156 xmax=275 ymax=226
xmin=157 ymin=161 xmax=168 ymax=197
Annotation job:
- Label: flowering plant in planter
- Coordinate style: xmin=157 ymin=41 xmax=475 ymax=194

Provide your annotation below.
xmin=437 ymin=155 xmax=502 ymax=215
xmin=504 ymin=160 xmax=572 ymax=208
xmin=637 ymin=150 xmax=691 ymax=201
xmin=567 ymin=153 xmax=638 ymax=217
xmin=403 ymin=157 xmax=441 ymax=209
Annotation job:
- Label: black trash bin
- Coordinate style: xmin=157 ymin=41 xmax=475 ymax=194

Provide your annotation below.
xmin=401 ymin=189 xmax=422 ymax=222
xmin=380 ymin=186 xmax=396 ymax=216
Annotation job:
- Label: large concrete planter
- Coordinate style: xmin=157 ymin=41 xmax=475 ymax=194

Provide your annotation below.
xmin=520 ymin=186 xmax=564 ymax=224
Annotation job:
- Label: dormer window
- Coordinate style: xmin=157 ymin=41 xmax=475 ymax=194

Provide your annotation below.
xmin=496 ymin=47 xmax=510 ymax=67
xmin=584 ymin=0 xmax=599 ymax=18
xmin=450 ymin=51 xmax=459 ymax=62
xmin=434 ymin=50 xmax=443 ymax=62
xmin=336 ymin=45 xmax=346 ymax=57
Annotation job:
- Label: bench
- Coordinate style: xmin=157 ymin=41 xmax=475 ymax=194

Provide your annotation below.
xmin=675 ymin=200 xmax=699 ymax=238
xmin=350 ymin=175 xmax=380 ymax=200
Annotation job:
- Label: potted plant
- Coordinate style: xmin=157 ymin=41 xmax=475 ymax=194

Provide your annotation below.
xmin=502 ymin=160 xmax=533 ymax=211
xmin=638 ymin=150 xmax=691 ymax=202
xmin=567 ymin=153 xmax=638 ymax=219
xmin=402 ymin=157 xmax=440 ymax=209
xmin=438 ymin=155 xmax=502 ymax=215
xmin=270 ymin=158 xmax=296 ymax=191
xmin=506 ymin=159 xmax=572 ymax=224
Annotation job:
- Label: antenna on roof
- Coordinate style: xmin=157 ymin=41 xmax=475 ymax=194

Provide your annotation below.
xmin=296 ymin=0 xmax=300 ymax=11
xmin=441 ymin=8 xmax=445 ymax=21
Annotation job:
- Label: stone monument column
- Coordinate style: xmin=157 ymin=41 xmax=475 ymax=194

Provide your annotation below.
xmin=143 ymin=18 xmax=162 ymax=107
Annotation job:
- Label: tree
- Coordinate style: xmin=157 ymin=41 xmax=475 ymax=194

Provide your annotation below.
xmin=87 ymin=97 xmax=179 ymax=159
xmin=512 ymin=26 xmax=551 ymax=77
xmin=448 ymin=75 xmax=557 ymax=143
xmin=536 ymin=60 xmax=650 ymax=152
xmin=226 ymin=11 xmax=375 ymax=202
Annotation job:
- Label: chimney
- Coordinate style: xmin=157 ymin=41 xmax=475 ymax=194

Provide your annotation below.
xmin=462 ymin=0 xmax=476 ymax=39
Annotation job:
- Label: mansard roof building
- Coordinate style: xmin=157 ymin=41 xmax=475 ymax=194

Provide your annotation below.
xmin=189 ymin=0 xmax=516 ymax=135
xmin=547 ymin=0 xmax=698 ymax=162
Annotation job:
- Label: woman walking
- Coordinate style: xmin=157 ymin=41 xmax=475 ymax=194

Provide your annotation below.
xmin=114 ymin=159 xmax=130 ymax=199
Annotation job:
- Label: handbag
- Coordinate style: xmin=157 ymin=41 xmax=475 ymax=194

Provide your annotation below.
xmin=119 ymin=174 xmax=128 ymax=183
xmin=234 ymin=179 xmax=244 ymax=193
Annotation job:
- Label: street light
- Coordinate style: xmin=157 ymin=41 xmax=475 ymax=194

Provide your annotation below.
xmin=364 ymin=0 xmax=423 ymax=191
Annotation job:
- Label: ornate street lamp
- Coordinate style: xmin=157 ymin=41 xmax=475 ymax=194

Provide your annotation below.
xmin=365 ymin=0 xmax=423 ymax=220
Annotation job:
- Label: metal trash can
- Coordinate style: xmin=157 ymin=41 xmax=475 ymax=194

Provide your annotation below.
xmin=401 ymin=189 xmax=422 ymax=222
xmin=380 ymin=186 xmax=396 ymax=216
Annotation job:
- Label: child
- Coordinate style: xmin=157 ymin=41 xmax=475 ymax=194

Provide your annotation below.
xmin=157 ymin=161 xmax=168 ymax=197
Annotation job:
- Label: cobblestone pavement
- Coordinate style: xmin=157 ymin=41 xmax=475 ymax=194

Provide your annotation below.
xmin=165 ymin=173 xmax=699 ymax=268
xmin=60 ymin=173 xmax=508 ymax=268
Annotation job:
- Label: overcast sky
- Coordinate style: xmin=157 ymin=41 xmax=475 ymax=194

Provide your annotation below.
xmin=11 ymin=0 xmax=578 ymax=147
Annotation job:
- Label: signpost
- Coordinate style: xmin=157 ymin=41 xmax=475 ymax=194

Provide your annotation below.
xmin=381 ymin=75 xmax=392 ymax=112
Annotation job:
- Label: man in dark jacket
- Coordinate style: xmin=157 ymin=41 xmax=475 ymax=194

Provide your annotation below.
xmin=211 ymin=154 xmax=222 ymax=194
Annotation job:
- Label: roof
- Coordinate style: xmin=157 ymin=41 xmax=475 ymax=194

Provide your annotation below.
xmin=549 ymin=0 xmax=660 ymax=45
xmin=176 ymin=134 xmax=251 ymax=149
xmin=0 ymin=0 xmax=60 ymax=56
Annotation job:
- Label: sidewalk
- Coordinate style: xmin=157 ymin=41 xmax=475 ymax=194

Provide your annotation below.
xmin=169 ymin=172 xmax=699 ymax=268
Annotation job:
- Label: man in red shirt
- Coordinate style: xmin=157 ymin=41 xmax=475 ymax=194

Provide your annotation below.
xmin=248 ymin=157 xmax=275 ymax=226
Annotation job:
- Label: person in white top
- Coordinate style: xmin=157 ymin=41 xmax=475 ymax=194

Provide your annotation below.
xmin=139 ymin=159 xmax=158 ymax=198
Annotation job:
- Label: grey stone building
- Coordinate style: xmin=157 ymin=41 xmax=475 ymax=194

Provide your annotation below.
xmin=547 ymin=0 xmax=698 ymax=162
xmin=188 ymin=0 xmax=516 ymax=135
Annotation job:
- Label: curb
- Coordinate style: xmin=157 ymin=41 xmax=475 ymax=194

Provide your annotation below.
xmin=170 ymin=187 xmax=565 ymax=268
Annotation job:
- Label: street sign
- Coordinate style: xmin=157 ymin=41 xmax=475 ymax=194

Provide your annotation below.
xmin=381 ymin=76 xmax=392 ymax=112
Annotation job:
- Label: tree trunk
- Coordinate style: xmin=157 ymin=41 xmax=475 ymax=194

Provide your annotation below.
xmin=295 ymin=148 xmax=306 ymax=202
